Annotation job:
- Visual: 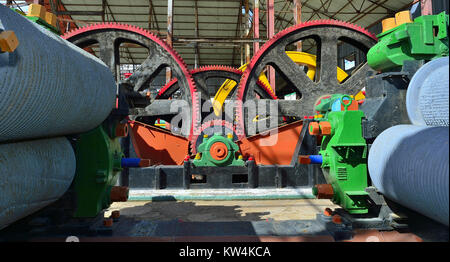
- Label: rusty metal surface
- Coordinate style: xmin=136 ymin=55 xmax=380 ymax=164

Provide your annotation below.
xmin=237 ymin=121 xmax=304 ymax=165
xmin=0 ymin=137 xmax=76 ymax=230
xmin=0 ymin=6 xmax=115 ymax=143
xmin=129 ymin=121 xmax=189 ymax=165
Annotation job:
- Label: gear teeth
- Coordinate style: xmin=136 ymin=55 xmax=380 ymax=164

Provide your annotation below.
xmin=156 ymin=77 xmax=178 ymax=98
xmin=256 ymin=80 xmax=278 ymax=99
xmin=63 ymin=22 xmax=199 ymax=141
xmin=235 ymin=19 xmax=377 ymax=138
xmin=190 ymin=65 xmax=243 ymax=76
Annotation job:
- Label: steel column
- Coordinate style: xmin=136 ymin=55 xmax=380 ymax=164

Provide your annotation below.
xmin=267 ymin=0 xmax=275 ymax=92
xmin=166 ymin=0 xmax=173 ymax=82
xmin=293 ymin=0 xmax=302 ymax=51
xmin=245 ymin=0 xmax=251 ymax=63
xmin=421 ymin=0 xmax=433 ymax=15
xmin=253 ymin=0 xmax=260 ymax=54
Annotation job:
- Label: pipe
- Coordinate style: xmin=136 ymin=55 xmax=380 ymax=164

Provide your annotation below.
xmin=0 ymin=5 xmax=116 ymax=142
xmin=309 ymin=155 xmax=323 ymax=164
xmin=121 ymin=158 xmax=151 ymax=168
xmin=0 ymin=137 xmax=76 ymax=230
xmin=368 ymin=125 xmax=449 ymax=226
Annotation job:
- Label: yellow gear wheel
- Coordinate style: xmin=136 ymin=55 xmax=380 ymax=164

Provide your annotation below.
xmin=212 ymin=51 xmax=352 ymax=117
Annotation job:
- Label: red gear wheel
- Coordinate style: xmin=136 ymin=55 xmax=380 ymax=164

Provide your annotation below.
xmin=235 ymin=19 xmax=377 ymax=137
xmin=62 ymin=22 xmax=200 ymax=141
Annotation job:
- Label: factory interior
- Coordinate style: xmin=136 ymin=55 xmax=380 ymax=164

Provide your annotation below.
xmin=0 ymin=0 xmax=449 ymax=247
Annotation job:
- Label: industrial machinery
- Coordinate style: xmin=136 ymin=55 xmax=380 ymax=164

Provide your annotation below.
xmin=0 ymin=5 xmax=143 ymax=232
xmin=0 ymin=2 xmax=448 ymax=240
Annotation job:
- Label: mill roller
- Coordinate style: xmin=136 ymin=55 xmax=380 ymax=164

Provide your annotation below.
xmin=367 ymin=10 xmax=449 ymax=227
xmin=0 ymin=5 xmax=119 ymax=229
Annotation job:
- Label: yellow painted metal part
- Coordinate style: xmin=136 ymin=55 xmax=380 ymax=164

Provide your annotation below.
xmin=26 ymin=3 xmax=58 ymax=28
xmin=0 ymin=31 xmax=19 ymax=53
xmin=27 ymin=4 xmax=46 ymax=19
xmin=382 ymin=17 xmax=397 ymax=33
xmin=212 ymin=51 xmax=349 ymax=116
xmin=353 ymin=90 xmax=366 ymax=101
xmin=395 ymin=10 xmax=412 ymax=26
xmin=45 ymin=12 xmax=57 ymax=28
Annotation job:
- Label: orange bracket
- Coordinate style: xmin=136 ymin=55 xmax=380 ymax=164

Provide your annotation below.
xmin=129 ymin=121 xmax=190 ymax=165
xmin=237 ymin=120 xmax=306 ymax=165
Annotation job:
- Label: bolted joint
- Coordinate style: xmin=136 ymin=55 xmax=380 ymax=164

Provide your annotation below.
xmin=319 ymin=121 xmax=332 ymax=135
xmin=309 ymin=122 xmax=320 ymax=135
xmin=115 ymin=122 xmax=128 ymax=138
xmin=312 ymin=184 xmax=334 ymax=199
xmin=110 ymin=186 xmax=129 ymax=202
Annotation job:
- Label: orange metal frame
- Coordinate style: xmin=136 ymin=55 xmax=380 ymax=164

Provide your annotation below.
xmin=129 ymin=121 xmax=189 ymax=165
xmin=237 ymin=121 xmax=304 ymax=165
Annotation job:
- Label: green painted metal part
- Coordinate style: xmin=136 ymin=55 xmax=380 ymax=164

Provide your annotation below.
xmin=314 ymin=96 xmax=369 ymax=214
xmin=73 ymin=123 xmax=124 ymax=217
xmin=367 ymin=12 xmax=449 ymax=72
xmin=193 ymin=133 xmax=245 ymax=167
xmin=314 ymin=94 xmax=350 ymax=119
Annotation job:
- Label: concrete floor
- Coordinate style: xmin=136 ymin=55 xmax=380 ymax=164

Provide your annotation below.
xmin=98 ymin=199 xmax=426 ymax=242
xmin=105 ymin=199 xmax=341 ymax=222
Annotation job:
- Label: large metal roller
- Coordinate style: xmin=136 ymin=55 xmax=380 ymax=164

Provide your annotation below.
xmin=368 ymin=125 xmax=449 ymax=226
xmin=0 ymin=137 xmax=76 ymax=230
xmin=406 ymin=57 xmax=449 ymax=127
xmin=0 ymin=5 xmax=116 ymax=142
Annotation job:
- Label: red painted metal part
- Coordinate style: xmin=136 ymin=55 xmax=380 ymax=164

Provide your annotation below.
xmin=158 ymin=65 xmax=277 ymax=103
xmin=421 ymin=0 xmax=433 ymax=15
xmin=236 ymin=120 xmax=304 ymax=165
xmin=190 ymin=65 xmax=243 ymax=76
xmin=156 ymin=77 xmax=178 ymax=98
xmin=235 ymin=20 xmax=378 ymax=137
xmin=157 ymin=65 xmax=243 ymax=99
xmin=267 ymin=0 xmax=275 ymax=91
xmin=62 ymin=23 xmax=200 ymax=142
xmin=129 ymin=121 xmax=190 ymax=165
xmin=253 ymin=0 xmax=260 ymax=54
xmin=61 ymin=23 xmax=192 ymax=84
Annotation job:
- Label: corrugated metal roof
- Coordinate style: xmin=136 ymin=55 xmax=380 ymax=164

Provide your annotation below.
xmin=4 ymin=0 xmax=420 ymax=68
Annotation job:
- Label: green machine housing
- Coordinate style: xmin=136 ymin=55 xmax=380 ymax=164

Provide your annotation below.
xmin=368 ymin=12 xmax=449 ymax=72
xmin=73 ymin=121 xmax=126 ymax=217
xmin=305 ymin=95 xmax=369 ymax=214
xmin=193 ymin=133 xmax=245 ymax=167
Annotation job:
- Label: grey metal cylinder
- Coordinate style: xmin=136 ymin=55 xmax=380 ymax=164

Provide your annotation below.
xmin=368 ymin=125 xmax=449 ymax=226
xmin=0 ymin=5 xmax=116 ymax=142
xmin=406 ymin=57 xmax=449 ymax=127
xmin=0 ymin=137 xmax=76 ymax=230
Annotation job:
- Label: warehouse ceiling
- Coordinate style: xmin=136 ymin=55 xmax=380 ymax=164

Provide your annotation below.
xmin=3 ymin=0 xmax=418 ymax=68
